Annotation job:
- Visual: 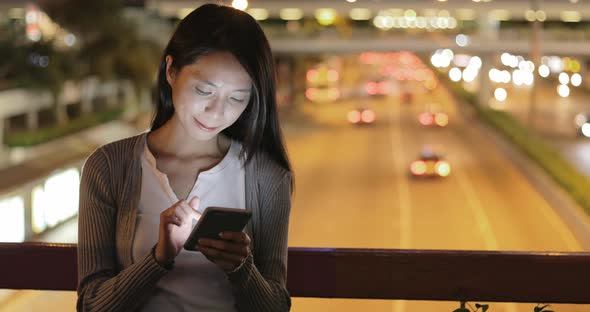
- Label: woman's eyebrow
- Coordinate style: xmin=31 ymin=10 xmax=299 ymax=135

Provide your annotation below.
xmin=194 ymin=77 xmax=250 ymax=92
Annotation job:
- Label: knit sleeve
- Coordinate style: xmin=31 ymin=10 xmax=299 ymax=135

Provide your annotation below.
xmin=76 ymin=148 xmax=169 ymax=312
xmin=228 ymin=171 xmax=292 ymax=311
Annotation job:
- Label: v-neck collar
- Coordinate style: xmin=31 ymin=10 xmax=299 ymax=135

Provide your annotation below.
xmin=141 ymin=133 xmax=240 ymax=202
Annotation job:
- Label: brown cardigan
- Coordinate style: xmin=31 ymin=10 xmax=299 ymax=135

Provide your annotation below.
xmin=77 ymin=132 xmax=292 ymax=311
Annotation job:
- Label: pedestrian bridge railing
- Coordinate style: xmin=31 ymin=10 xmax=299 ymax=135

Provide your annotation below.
xmin=0 ymin=243 xmax=589 ymax=305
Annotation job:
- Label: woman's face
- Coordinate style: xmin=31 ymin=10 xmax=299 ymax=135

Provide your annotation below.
xmin=166 ymin=51 xmax=252 ymax=141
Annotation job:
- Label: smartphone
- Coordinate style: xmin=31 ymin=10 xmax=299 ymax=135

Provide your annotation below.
xmin=184 ymin=207 xmax=252 ymax=251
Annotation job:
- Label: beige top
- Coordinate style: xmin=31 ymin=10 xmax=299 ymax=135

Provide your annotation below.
xmin=133 ymin=138 xmax=245 ymax=311
xmin=77 ymin=132 xmax=292 ymax=311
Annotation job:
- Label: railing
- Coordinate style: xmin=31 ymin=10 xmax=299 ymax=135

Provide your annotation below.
xmin=1 ymin=243 xmax=589 ymax=304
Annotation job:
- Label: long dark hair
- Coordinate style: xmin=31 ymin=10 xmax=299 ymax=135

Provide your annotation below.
xmin=152 ymin=4 xmax=291 ymax=173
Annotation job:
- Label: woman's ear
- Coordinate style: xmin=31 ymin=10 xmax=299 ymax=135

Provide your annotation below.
xmin=165 ymin=55 xmax=175 ymax=86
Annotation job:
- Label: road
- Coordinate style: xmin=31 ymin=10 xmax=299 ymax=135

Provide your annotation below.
xmin=287 ymin=79 xmax=585 ymax=312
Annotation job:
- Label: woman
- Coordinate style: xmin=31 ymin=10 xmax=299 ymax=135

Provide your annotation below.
xmin=76 ymin=4 xmax=292 ymax=311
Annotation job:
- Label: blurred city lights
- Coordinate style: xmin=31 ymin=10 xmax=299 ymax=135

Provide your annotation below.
xmin=63 ymin=33 xmax=76 ymax=46
xmin=561 ymin=11 xmax=581 ymax=22
xmin=435 ymin=113 xmax=449 ymax=127
xmin=547 ymin=56 xmax=564 ymax=73
xmin=456 ymin=34 xmax=469 ymax=47
xmin=582 ymin=124 xmax=590 ymax=137
xmin=575 ymin=113 xmax=588 ymax=127
xmin=525 ymin=10 xmax=536 ymax=22
xmin=559 ymin=72 xmax=570 ymax=85
xmin=538 ymin=65 xmax=550 ymax=77
xmin=247 ymin=8 xmax=269 ymax=20
xmin=349 ymin=8 xmax=372 ymax=20
xmin=177 ymin=8 xmax=192 ymax=19
xmin=558 ymin=84 xmax=570 ymax=97
xmin=327 ymin=69 xmax=339 ymax=82
xmin=315 ymin=8 xmax=337 ymax=26
xmin=373 ymin=10 xmax=457 ymax=30
xmin=456 ymin=9 xmax=476 ymax=20
xmin=490 ymin=9 xmax=511 ymax=21
xmin=489 ymin=69 xmax=512 ymax=84
xmin=518 ymin=60 xmax=535 ymax=72
xmin=436 ymin=162 xmax=451 ymax=177
xmin=453 ymin=54 xmax=471 ymax=67
xmin=8 ymin=8 xmax=24 ymax=19
xmin=512 ymin=70 xmax=524 ymax=86
xmin=571 ymin=73 xmax=582 ymax=87
xmin=501 ymin=53 xmax=519 ymax=68
xmin=566 ymin=59 xmax=581 ymax=73
xmin=25 ymin=5 xmax=41 ymax=41
xmin=411 ymin=161 xmax=427 ymax=175
xmin=0 ymin=196 xmax=25 ymax=242
xmin=462 ymin=67 xmax=478 ymax=83
xmin=419 ymin=112 xmax=434 ymax=126
xmin=437 ymin=10 xmax=451 ymax=17
xmin=231 ymin=0 xmax=248 ymax=10
xmin=494 ymin=88 xmax=507 ymax=102
xmin=280 ymin=8 xmax=303 ymax=20
xmin=32 ymin=169 xmax=79 ymax=232
xmin=361 ymin=110 xmax=376 ymax=123
xmin=449 ymin=67 xmax=462 ymax=82
xmin=348 ymin=110 xmax=362 ymax=123
xmin=469 ymin=56 xmax=482 ymax=69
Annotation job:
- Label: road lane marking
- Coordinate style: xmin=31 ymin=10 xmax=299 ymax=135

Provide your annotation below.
xmin=455 ymin=170 xmax=498 ymax=249
xmin=454 ymin=148 xmax=521 ymax=312
xmin=388 ymin=97 xmax=411 ymax=312
xmin=534 ymin=193 xmax=581 ymax=251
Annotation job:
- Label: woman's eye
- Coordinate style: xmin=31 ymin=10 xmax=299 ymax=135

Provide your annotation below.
xmin=231 ymin=97 xmax=246 ymax=104
xmin=195 ymin=87 xmax=211 ymax=95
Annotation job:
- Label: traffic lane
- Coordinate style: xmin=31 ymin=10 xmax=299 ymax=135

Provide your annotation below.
xmin=391 ymin=105 xmax=487 ymax=251
xmin=286 ymin=115 xmax=402 ymax=249
xmin=286 ymin=102 xmax=405 ymax=312
xmin=402 ymin=89 xmax=583 ymax=312
xmin=421 ymin=85 xmax=582 ymax=252
xmin=284 ymin=100 xmax=500 ymax=312
xmin=447 ymin=119 xmax=581 ymax=252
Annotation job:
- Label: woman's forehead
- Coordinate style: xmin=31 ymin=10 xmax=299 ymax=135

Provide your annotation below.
xmin=184 ymin=53 xmax=252 ymax=86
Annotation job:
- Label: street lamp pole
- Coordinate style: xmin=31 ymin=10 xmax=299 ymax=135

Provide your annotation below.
xmin=529 ymin=0 xmax=542 ymax=129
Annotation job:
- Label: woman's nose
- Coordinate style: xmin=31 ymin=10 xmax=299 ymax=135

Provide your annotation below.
xmin=204 ymin=97 xmax=224 ymax=119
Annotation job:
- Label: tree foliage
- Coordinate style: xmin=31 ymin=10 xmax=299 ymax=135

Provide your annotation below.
xmin=39 ymin=0 xmax=161 ymax=88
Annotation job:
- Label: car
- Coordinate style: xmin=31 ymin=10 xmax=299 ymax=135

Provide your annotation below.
xmin=410 ymin=147 xmax=451 ymax=178
xmin=400 ymin=91 xmax=413 ymax=104
xmin=574 ymin=113 xmax=590 ymax=137
xmin=348 ymin=108 xmax=376 ymax=125
xmin=419 ymin=111 xmax=448 ymax=127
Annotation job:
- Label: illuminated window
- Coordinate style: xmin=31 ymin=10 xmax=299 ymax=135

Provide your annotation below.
xmin=31 ymin=168 xmax=80 ymax=233
xmin=0 ymin=196 xmax=25 ymax=242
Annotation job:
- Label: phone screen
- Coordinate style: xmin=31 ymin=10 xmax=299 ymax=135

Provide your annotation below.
xmin=184 ymin=207 xmax=252 ymax=251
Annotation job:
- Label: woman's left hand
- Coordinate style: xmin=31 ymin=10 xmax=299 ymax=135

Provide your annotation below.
xmin=196 ymin=231 xmax=251 ymax=273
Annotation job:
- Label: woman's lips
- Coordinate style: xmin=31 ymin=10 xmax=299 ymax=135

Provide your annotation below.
xmin=194 ymin=118 xmax=218 ymax=132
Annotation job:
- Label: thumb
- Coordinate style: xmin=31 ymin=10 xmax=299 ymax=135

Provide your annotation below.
xmin=188 ymin=197 xmax=201 ymax=217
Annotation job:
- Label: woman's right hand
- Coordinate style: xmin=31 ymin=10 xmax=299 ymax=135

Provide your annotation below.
xmin=154 ymin=197 xmax=201 ymax=266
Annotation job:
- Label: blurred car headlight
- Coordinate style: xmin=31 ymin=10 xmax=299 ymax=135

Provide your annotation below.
xmin=435 ymin=161 xmax=451 ymax=177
